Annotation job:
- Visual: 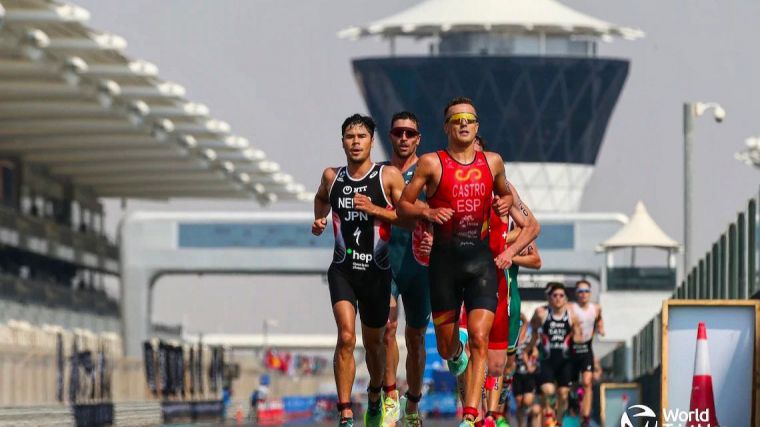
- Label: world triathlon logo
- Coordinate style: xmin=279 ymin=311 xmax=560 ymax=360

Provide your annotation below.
xmin=620 ymin=404 xmax=718 ymax=427
xmin=621 ymin=405 xmax=657 ymax=427
xmin=454 ymin=169 xmax=482 ymax=181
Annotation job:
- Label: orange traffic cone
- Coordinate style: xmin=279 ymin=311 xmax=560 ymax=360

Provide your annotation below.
xmin=688 ymin=322 xmax=720 ymax=427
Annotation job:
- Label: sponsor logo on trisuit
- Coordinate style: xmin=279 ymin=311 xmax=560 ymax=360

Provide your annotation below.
xmin=454 ymin=168 xmax=482 ymax=181
xmin=347 ymin=248 xmax=372 ymax=263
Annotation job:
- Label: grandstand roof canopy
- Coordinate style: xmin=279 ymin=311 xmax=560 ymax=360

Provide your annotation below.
xmin=598 ymin=201 xmax=679 ymax=251
xmin=0 ymin=0 xmax=309 ymax=204
xmin=339 ymin=0 xmax=644 ymax=41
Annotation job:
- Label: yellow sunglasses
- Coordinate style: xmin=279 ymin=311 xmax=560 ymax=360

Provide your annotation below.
xmin=445 ymin=112 xmax=478 ymax=124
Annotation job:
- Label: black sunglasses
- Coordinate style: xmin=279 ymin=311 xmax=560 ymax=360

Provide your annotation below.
xmin=390 ymin=127 xmax=419 ymax=138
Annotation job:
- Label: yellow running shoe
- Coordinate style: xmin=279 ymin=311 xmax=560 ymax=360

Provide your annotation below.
xmin=382 ymin=392 xmax=401 ymax=427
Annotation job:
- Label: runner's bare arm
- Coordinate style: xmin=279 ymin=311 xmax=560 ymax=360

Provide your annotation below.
xmin=505 ymin=226 xmax=521 ymax=244
xmin=506 ymin=183 xmax=540 ymax=251
xmin=570 ymin=308 xmax=584 ymax=343
xmin=519 ymin=348 xmax=530 ymax=371
xmin=518 ymin=312 xmax=529 ymax=343
xmin=495 ymin=181 xmax=540 ymax=269
xmin=398 ymin=154 xmax=454 ymax=224
xmin=595 ymin=305 xmax=605 ymax=337
xmin=513 ymin=241 xmax=542 ymax=269
xmin=312 ymin=167 xmax=336 ymax=236
xmin=528 ymin=307 xmax=544 ymax=350
xmin=486 ymin=152 xmax=514 ymax=216
xmin=526 ymin=347 xmax=539 ymax=374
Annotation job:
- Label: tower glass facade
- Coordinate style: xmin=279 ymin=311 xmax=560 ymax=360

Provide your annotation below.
xmin=353 ymin=55 xmax=629 ymax=211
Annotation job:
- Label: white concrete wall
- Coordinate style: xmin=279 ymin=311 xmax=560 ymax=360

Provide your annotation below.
xmin=0 ymin=299 xmax=120 ymax=334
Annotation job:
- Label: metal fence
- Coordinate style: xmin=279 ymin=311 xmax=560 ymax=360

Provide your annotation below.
xmin=0 ymin=206 xmax=119 ymax=273
xmin=630 ymin=188 xmax=759 ymax=379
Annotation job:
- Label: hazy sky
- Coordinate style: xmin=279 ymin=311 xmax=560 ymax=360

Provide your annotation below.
xmin=72 ymin=0 xmax=760 ymax=334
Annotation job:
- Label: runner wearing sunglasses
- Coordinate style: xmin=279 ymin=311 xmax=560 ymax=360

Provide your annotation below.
xmin=398 ymin=97 xmax=540 ymax=427
xmin=528 ymin=283 xmax=581 ymax=427
xmin=568 ymin=280 xmax=605 ymax=427
xmin=380 ymin=111 xmax=431 ymax=427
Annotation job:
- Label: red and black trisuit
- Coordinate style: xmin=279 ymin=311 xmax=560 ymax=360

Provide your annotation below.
xmin=427 ymin=150 xmax=499 ymax=326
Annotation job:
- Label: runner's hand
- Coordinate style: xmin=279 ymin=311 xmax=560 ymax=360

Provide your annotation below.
xmin=492 ymin=195 xmax=513 ymax=217
xmin=311 ymin=217 xmax=327 ymax=236
xmin=494 ymin=249 xmax=513 ymax=269
xmin=353 ymin=193 xmax=376 ymax=215
xmin=422 ymin=207 xmax=454 ymax=224
xmin=419 ymin=231 xmax=433 ymax=256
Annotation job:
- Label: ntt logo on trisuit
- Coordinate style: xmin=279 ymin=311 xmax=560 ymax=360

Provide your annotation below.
xmin=620 ymin=404 xmax=719 ymax=427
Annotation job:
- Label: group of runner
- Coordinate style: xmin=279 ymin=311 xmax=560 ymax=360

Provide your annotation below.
xmin=515 ymin=281 xmax=604 ymax=427
xmin=312 ymin=97 xmax=603 ymax=427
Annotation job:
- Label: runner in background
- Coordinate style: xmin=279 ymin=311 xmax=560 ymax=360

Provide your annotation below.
xmin=512 ymin=314 xmax=540 ymax=427
xmin=380 ymin=111 xmax=432 ymax=427
xmin=473 ymin=136 xmax=542 ymax=427
xmin=528 ymin=283 xmax=581 ymax=427
xmin=568 ymin=280 xmax=605 ymax=427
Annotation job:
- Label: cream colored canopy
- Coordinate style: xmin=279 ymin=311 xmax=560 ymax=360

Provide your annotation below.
xmin=598 ymin=201 xmax=679 ymax=251
xmin=0 ymin=0 xmax=309 ymax=204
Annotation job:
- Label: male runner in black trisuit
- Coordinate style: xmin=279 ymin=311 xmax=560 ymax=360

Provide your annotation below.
xmin=397 ymin=97 xmax=540 ymax=427
xmin=312 ymin=114 xmax=407 ymax=427
xmin=528 ymin=283 xmax=581 ymax=427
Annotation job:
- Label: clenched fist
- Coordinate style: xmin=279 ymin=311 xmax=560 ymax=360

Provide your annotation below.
xmin=312 ymin=217 xmax=327 ymax=236
xmin=492 ymin=194 xmax=513 ymax=217
xmin=494 ymin=250 xmax=513 ymax=269
xmin=353 ymin=193 xmax=376 ymax=215
xmin=422 ymin=207 xmax=454 ymax=224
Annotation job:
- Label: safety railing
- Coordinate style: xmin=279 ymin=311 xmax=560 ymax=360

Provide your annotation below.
xmin=630 ymin=187 xmax=759 ymax=379
xmin=0 ymin=274 xmax=119 ymax=317
xmin=0 ymin=207 xmax=119 ymax=274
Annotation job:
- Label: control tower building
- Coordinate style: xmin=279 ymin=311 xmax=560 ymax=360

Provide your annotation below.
xmin=340 ymin=0 xmax=643 ymax=212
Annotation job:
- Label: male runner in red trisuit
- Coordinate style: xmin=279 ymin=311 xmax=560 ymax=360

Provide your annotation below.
xmin=454 ymin=136 xmax=542 ymax=427
xmin=398 ymin=97 xmax=540 ymax=427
